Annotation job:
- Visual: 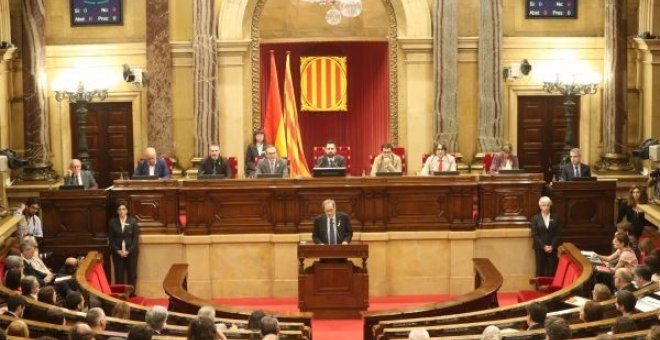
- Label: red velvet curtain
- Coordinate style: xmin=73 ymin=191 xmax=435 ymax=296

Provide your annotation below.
xmin=260 ymin=41 xmax=389 ymax=175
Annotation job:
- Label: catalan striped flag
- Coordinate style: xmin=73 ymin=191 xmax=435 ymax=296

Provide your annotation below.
xmin=300 ymin=56 xmax=347 ymax=111
xmin=263 ymin=50 xmax=287 ymax=157
xmin=283 ymin=52 xmax=311 ymax=177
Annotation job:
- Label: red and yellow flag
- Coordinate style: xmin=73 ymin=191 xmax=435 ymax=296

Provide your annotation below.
xmin=284 ymin=52 xmax=311 ymax=177
xmin=300 ymin=56 xmax=347 ymax=112
xmin=263 ymin=50 xmax=287 ymax=157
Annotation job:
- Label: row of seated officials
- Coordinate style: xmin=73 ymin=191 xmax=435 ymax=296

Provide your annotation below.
xmin=0 ymin=239 xmax=287 ymax=339
xmin=63 ymin=135 xmax=594 ymax=189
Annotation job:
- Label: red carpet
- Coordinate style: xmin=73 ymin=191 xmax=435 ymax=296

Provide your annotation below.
xmin=143 ymin=292 xmax=519 ymax=340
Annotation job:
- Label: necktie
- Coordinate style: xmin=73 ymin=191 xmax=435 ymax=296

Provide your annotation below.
xmin=329 ymin=159 xmax=334 ymax=167
xmin=437 ymin=156 xmax=443 ymax=172
xmin=270 ymin=161 xmax=275 ymax=173
xmin=574 ymin=166 xmax=579 ymax=177
xmin=212 ymin=162 xmax=217 ymax=175
xmin=329 ymin=218 xmax=337 ymax=245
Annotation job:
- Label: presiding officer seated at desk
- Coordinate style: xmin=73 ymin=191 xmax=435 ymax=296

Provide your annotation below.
xmin=133 ymin=147 xmax=170 ymax=179
xmin=370 ymin=143 xmax=402 ymax=176
xmin=489 ymin=143 xmax=519 ymax=174
xmin=421 ymin=143 xmax=456 ymax=175
xmin=316 ymin=140 xmax=345 ymax=168
xmin=63 ymin=159 xmax=98 ymax=189
xmin=558 ymin=148 xmax=591 ymax=181
xmin=255 ymin=145 xmax=288 ymax=177
xmin=313 ymin=199 xmax=353 ymax=245
xmin=198 ymin=144 xmax=232 ymax=178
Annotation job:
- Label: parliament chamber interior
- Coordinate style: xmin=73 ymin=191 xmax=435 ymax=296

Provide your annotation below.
xmin=0 ymin=0 xmax=660 ymax=339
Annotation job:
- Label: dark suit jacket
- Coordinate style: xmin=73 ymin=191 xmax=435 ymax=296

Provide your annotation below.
xmin=198 ymin=156 xmax=232 ymax=177
xmin=23 ymin=260 xmax=48 ymax=287
xmin=312 ymin=213 xmax=353 ymax=244
xmin=133 ymin=158 xmax=170 ymax=179
xmin=3 ymin=311 xmax=17 ymax=317
xmin=531 ymin=213 xmax=561 ymax=251
xmin=558 ymin=163 xmax=591 ymax=181
xmin=489 ymin=153 xmax=519 ymax=174
xmin=64 ymin=170 xmax=98 ymax=189
xmin=108 ymin=216 xmax=140 ymax=254
xmin=620 ymin=283 xmax=637 ymax=292
xmin=255 ymin=158 xmax=288 ymax=177
xmin=316 ymin=155 xmax=345 ymax=168
xmin=245 ymin=144 xmax=266 ymax=176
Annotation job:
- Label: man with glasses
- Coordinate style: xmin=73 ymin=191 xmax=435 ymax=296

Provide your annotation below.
xmin=370 ymin=143 xmax=402 ymax=176
xmin=255 ymin=145 xmax=288 ymax=177
xmin=312 ymin=199 xmax=353 ymax=245
xmin=421 ymin=143 xmax=456 ymax=175
xmin=316 ymin=140 xmax=345 ymax=168
xmin=64 ymin=159 xmax=98 ymax=189
xmin=559 ymin=148 xmax=591 ymax=181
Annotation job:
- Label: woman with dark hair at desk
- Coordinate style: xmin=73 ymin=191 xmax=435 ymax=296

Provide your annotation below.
xmin=108 ymin=202 xmax=140 ymax=291
xmin=245 ymin=128 xmax=268 ymax=178
xmin=617 ymin=185 xmax=649 ymax=239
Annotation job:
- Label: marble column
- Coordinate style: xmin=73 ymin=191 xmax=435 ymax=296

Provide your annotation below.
xmin=146 ymin=0 xmax=174 ymax=156
xmin=20 ymin=0 xmax=57 ymax=181
xmin=433 ymin=0 xmax=458 ymax=152
xmin=639 ymin=0 xmax=660 ymax=36
xmin=477 ymin=0 xmax=504 ymax=153
xmin=0 ymin=0 xmax=10 ymax=42
xmin=193 ymin=0 xmax=219 ymax=157
xmin=598 ymin=0 xmax=634 ymax=171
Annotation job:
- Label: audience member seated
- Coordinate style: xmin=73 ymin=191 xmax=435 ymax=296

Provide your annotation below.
xmin=255 ymin=145 xmax=288 ymax=177
xmin=197 ymin=305 xmax=216 ymax=321
xmin=4 ymin=295 xmax=25 ymax=318
xmin=86 ymin=307 xmax=107 ymax=334
xmin=4 ymin=268 xmax=22 ymax=292
xmin=544 ymin=316 xmax=571 ymax=340
xmin=615 ymin=290 xmax=637 ymax=316
xmin=55 ymin=257 xmax=80 ymax=299
xmin=128 ymin=324 xmax=154 ymax=340
xmin=133 ymin=147 xmax=171 ymax=179
xmin=21 ymin=275 xmax=39 ymax=299
xmin=597 ymin=231 xmax=639 ymax=272
xmin=45 ymin=307 xmax=65 ymax=325
xmin=4 ymin=255 xmax=23 ymax=274
xmin=634 ymin=265 xmax=654 ymax=290
xmin=558 ymin=147 xmax=591 ymax=181
xmin=69 ymin=322 xmax=94 ymax=340
xmin=618 ymin=185 xmax=649 ymax=239
xmin=480 ymin=325 xmax=500 ymax=340
xmin=592 ymin=283 xmax=613 ymax=302
xmin=579 ymin=300 xmax=603 ymax=323
xmin=245 ymin=128 xmax=267 ymax=178
xmin=614 ymin=268 xmax=636 ymax=292
xmin=65 ymin=291 xmax=85 ymax=312
xmin=21 ymin=238 xmax=54 ymax=287
xmin=38 ymin=286 xmax=57 ymax=306
xmin=145 ymin=305 xmax=168 ymax=335
xmin=247 ymin=310 xmax=266 ymax=331
xmin=420 ymin=143 xmax=456 ymax=175
xmin=408 ymin=328 xmax=430 ymax=340
xmin=188 ymin=317 xmax=227 ymax=340
xmin=370 ymin=143 xmax=402 ymax=175
xmin=198 ymin=144 xmax=232 ymax=178
xmin=489 ymin=143 xmax=519 ymax=174
xmin=611 ymin=315 xmax=637 ymax=334
xmin=111 ymin=301 xmax=131 ymax=319
xmin=525 ymin=302 xmax=547 ymax=331
xmin=64 ymin=159 xmax=98 ymax=189
xmin=14 ymin=198 xmax=43 ymax=244
xmin=6 ymin=320 xmax=29 ymax=338
xmin=260 ymin=315 xmax=279 ymax=340
xmin=645 ymin=254 xmax=660 ymax=281
xmin=618 ymin=224 xmax=641 ymax=259
xmin=316 ymin=140 xmax=345 ymax=168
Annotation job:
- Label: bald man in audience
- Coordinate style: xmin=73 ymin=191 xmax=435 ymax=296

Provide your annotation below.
xmin=614 ymin=268 xmax=636 ymax=292
xmin=133 ymin=147 xmax=170 ymax=179
xmin=69 ymin=322 xmax=94 ymax=340
xmin=64 ymin=159 xmax=98 ymax=189
xmin=55 ymin=257 xmax=80 ymax=298
xmin=86 ymin=307 xmax=107 ymax=334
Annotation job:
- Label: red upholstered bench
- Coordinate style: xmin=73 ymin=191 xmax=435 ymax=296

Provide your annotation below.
xmin=517 ymin=254 xmax=574 ymax=302
xmin=86 ymin=262 xmax=144 ymax=305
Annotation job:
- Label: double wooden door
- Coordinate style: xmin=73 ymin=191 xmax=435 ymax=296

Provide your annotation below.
xmin=517 ymin=95 xmax=580 ymax=182
xmin=70 ymin=102 xmax=134 ymax=188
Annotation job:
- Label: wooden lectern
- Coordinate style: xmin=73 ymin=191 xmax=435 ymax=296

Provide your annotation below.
xmin=297 ymin=244 xmax=369 ymax=319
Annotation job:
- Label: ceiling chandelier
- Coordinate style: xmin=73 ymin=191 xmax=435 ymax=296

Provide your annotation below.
xmin=302 ymin=0 xmax=363 ymax=26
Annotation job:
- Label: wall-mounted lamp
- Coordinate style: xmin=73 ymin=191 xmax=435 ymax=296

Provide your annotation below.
xmin=503 ymin=59 xmax=532 ymax=81
xmin=123 ymin=64 xmax=146 ymax=87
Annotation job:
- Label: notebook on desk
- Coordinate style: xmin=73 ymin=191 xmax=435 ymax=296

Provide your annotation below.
xmin=376 ymin=171 xmax=403 ymax=177
xmin=313 ymin=167 xmax=347 ymax=177
xmin=131 ymin=175 xmax=159 ymax=180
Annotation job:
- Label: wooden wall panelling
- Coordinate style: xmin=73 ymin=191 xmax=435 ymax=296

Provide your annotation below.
xmin=110 ymin=180 xmax=179 ymax=234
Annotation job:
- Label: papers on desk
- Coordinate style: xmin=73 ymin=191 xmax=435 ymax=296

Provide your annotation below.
xmin=635 ymin=296 xmax=660 ymax=312
xmin=581 ymin=250 xmax=597 ymax=258
xmin=581 ymin=251 xmax=603 ymax=264
xmin=563 ymin=295 xmax=590 ymax=307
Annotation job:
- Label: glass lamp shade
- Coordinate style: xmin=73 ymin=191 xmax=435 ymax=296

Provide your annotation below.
xmin=340 ymin=0 xmax=362 ymax=18
xmin=325 ymin=6 xmax=342 ymax=25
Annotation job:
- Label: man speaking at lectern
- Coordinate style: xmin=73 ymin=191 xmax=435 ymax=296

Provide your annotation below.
xmin=313 ymin=199 xmax=353 ymax=245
